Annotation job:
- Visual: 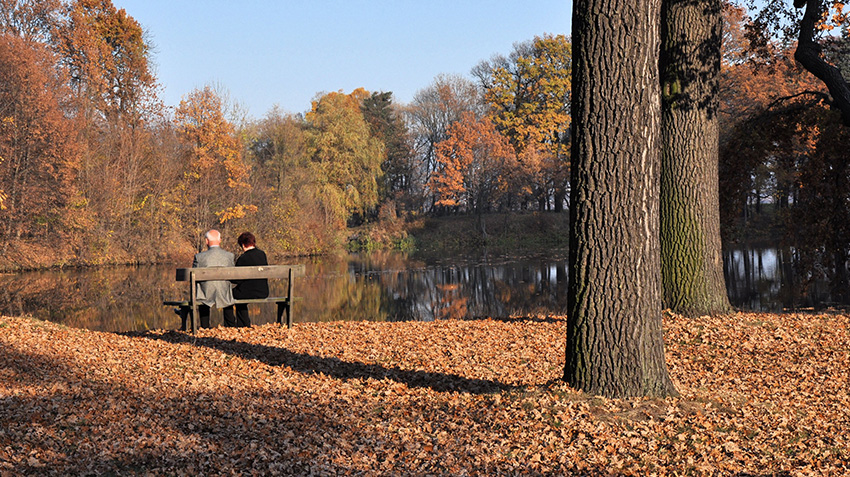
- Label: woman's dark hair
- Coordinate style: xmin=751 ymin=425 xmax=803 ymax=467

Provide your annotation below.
xmin=237 ymin=231 xmax=256 ymax=248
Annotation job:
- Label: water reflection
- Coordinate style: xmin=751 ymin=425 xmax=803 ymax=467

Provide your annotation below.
xmin=723 ymin=246 xmax=844 ymax=312
xmin=0 ymin=250 xmax=569 ymax=332
xmin=2 ymin=246 xmax=838 ymax=333
xmin=0 ymin=266 xmax=186 ymax=332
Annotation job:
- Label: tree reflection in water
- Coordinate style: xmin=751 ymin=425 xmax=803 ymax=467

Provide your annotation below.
xmin=723 ymin=246 xmax=847 ymax=312
xmin=4 ymin=246 xmax=833 ymax=333
xmin=0 ymin=251 xmax=570 ymax=332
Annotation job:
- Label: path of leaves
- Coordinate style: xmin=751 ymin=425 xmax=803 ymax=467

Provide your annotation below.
xmin=1 ymin=312 xmax=848 ymax=475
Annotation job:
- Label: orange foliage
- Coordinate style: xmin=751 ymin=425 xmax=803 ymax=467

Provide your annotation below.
xmin=475 ymin=35 xmax=571 ymax=209
xmin=722 ymin=2 xmax=831 ymax=113
xmin=429 ymin=112 xmax=515 ymax=212
xmin=176 ymin=86 xmax=249 ymax=187
xmin=482 ymin=34 xmax=571 ymax=158
xmin=55 ymin=0 xmax=154 ymax=118
xmin=175 ymin=86 xmax=253 ymax=238
xmin=0 ymin=34 xmax=79 ymax=242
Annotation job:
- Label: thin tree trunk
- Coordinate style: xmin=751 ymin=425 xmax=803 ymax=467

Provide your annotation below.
xmin=660 ymin=0 xmax=733 ymax=317
xmin=566 ymin=0 xmax=677 ymax=398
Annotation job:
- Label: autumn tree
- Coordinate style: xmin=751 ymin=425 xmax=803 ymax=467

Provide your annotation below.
xmin=659 ymin=0 xmax=733 ymax=316
xmin=49 ymin=0 xmax=169 ymax=260
xmin=719 ymin=68 xmax=825 ymax=241
xmin=250 ymin=106 xmax=309 ymax=193
xmin=473 ymin=34 xmax=572 ymax=210
xmin=306 ymin=88 xmax=384 ymax=225
xmin=567 ymin=0 xmax=677 ymax=397
xmin=405 ymin=74 xmax=483 ymax=211
xmin=0 ymin=0 xmax=187 ymax=265
xmin=54 ymin=0 xmax=154 ymax=119
xmin=429 ymin=112 xmax=516 ymax=227
xmin=745 ymin=0 xmax=850 ymax=124
xmin=174 ymin=85 xmax=253 ymax=248
xmin=0 ymin=33 xmax=79 ymax=247
xmin=718 ymin=6 xmax=848 ymax=304
xmin=0 ymin=0 xmax=63 ymax=42
xmin=245 ymin=107 xmax=341 ymax=255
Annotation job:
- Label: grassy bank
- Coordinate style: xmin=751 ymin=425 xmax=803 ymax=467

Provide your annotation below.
xmin=1 ymin=312 xmax=847 ymax=475
xmin=0 ymin=212 xmax=568 ymax=272
xmin=349 ymin=212 xmax=569 ymax=253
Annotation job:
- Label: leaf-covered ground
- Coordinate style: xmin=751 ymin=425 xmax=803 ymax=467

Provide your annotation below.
xmin=1 ymin=312 xmax=848 ymax=475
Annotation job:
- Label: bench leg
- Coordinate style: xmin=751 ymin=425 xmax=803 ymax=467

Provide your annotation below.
xmin=276 ymin=302 xmax=292 ymax=329
xmin=286 ymin=302 xmax=292 ymax=328
xmin=176 ymin=307 xmax=191 ymax=331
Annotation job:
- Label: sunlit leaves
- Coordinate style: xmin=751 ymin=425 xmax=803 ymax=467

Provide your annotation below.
xmin=0 ymin=311 xmax=847 ymax=474
xmin=0 ymin=34 xmax=79 ymax=241
xmin=474 ymin=34 xmax=572 ymax=210
xmin=54 ymin=0 xmax=154 ymax=119
xmin=306 ymin=88 xmax=384 ymax=219
xmin=405 ymin=74 xmax=482 ymax=199
xmin=0 ymin=0 xmax=64 ymax=42
xmin=176 ymin=86 xmax=249 ymax=189
xmin=174 ymin=85 xmax=253 ymax=238
xmin=429 ymin=112 xmax=515 ymax=211
xmin=476 ymin=34 xmax=571 ymax=158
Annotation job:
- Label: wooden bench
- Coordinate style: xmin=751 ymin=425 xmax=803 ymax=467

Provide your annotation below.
xmin=163 ymin=264 xmax=306 ymax=333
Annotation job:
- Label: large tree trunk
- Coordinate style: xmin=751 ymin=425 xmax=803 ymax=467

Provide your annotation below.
xmin=566 ymin=0 xmax=677 ymax=398
xmin=659 ymin=0 xmax=733 ymax=317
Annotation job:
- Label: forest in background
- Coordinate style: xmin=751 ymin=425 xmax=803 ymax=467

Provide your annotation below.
xmin=1 ymin=0 xmax=849 ymax=287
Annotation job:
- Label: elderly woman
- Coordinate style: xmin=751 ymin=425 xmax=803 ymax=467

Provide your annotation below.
xmin=232 ymin=231 xmax=269 ymax=327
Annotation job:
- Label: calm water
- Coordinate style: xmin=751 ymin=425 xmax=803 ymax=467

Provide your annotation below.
xmin=723 ymin=246 xmax=847 ymax=312
xmin=0 ymin=247 xmax=835 ymax=332
xmin=0 ymin=250 xmax=569 ymax=332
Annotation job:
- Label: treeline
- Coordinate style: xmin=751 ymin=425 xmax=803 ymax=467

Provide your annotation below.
xmin=1 ymin=0 xmax=849 ymax=282
xmin=0 ymin=0 xmax=572 ymax=269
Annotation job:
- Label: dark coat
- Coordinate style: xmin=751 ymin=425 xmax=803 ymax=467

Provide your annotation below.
xmin=233 ymin=247 xmax=269 ymax=299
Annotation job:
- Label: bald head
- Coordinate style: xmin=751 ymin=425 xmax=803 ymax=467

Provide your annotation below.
xmin=205 ymin=229 xmax=222 ymax=247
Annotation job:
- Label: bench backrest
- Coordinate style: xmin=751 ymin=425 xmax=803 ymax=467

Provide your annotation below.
xmin=176 ymin=264 xmax=306 ymax=282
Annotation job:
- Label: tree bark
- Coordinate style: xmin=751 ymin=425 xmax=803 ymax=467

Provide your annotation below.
xmin=659 ymin=0 xmax=733 ymax=317
xmin=566 ymin=0 xmax=677 ymax=398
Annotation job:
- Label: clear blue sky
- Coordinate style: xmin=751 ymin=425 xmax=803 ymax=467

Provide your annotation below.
xmin=112 ymin=1 xmax=572 ymax=118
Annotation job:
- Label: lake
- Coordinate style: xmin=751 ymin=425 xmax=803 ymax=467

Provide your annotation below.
xmin=0 ymin=247 xmax=838 ymax=332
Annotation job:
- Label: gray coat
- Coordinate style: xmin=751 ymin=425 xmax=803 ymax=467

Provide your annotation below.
xmin=192 ymin=245 xmax=235 ymax=308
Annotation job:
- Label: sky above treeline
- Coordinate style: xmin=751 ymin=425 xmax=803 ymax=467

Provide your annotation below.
xmin=112 ymin=1 xmax=572 ymax=117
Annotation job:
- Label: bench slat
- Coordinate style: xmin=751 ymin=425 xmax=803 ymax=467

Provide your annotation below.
xmin=163 ymin=297 xmax=295 ymax=307
xmin=176 ymin=264 xmax=305 ymax=282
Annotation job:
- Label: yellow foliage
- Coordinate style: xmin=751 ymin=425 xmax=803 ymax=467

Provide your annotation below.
xmin=307 ymin=89 xmax=384 ymax=216
xmin=483 ymin=34 xmax=571 ymax=159
xmin=215 ymin=203 xmax=258 ymax=223
xmin=174 ymin=85 xmax=253 ymax=233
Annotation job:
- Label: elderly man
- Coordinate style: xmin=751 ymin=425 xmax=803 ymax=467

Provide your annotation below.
xmin=192 ymin=229 xmax=236 ymax=328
